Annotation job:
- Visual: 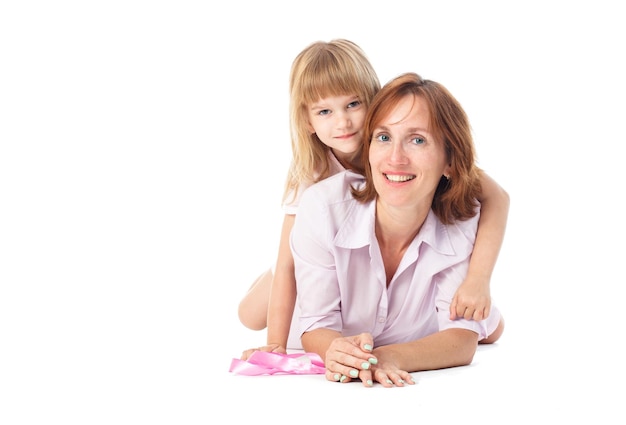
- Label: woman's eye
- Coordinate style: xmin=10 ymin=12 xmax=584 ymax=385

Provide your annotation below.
xmin=411 ymin=137 xmax=425 ymax=145
xmin=375 ymin=134 xmax=390 ymax=142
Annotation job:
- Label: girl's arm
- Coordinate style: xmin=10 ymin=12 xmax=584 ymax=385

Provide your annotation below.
xmin=450 ymin=171 xmax=509 ymax=321
xmin=239 ymin=214 xmax=296 ymax=361
xmin=265 ymin=214 xmax=297 ymax=349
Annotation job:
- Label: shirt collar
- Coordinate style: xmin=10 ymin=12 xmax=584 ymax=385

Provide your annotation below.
xmin=334 ymin=200 xmax=455 ymax=256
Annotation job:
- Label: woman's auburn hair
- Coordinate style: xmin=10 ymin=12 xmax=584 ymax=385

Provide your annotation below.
xmin=352 ymin=72 xmax=482 ymax=225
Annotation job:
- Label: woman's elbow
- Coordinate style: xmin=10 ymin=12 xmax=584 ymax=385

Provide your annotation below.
xmin=458 ymin=345 xmax=477 ymax=366
xmin=451 ymin=330 xmax=480 ymax=366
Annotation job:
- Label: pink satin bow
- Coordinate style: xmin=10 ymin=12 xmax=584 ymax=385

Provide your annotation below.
xmin=229 ymin=351 xmax=326 ymax=376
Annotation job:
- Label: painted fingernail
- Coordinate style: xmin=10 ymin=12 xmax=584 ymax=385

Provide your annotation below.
xmin=361 ymin=362 xmax=370 ymax=370
xmin=368 ymin=357 xmax=378 ymax=365
xmin=349 ymin=369 xmax=359 ymax=378
xmin=363 ymin=344 xmax=373 ymax=351
xmin=386 ymin=379 xmax=393 ymax=384
xmin=366 ymin=380 xmax=373 ymax=386
xmin=340 ymin=375 xmax=347 ymax=382
xmin=333 ymin=373 xmax=341 ymax=381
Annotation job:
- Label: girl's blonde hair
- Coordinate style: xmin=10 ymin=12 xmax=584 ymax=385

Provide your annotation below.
xmin=283 ymin=39 xmax=380 ymax=204
xmin=353 ymin=72 xmax=481 ymax=224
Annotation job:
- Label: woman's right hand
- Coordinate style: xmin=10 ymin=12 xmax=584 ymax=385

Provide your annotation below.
xmin=323 ymin=333 xmax=378 ymax=386
xmin=240 ymin=343 xmax=286 ymax=361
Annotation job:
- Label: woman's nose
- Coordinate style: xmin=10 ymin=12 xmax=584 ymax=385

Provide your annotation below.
xmin=389 ymin=141 xmax=408 ymax=164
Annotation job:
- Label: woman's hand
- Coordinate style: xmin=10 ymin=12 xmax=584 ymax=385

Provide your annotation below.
xmin=368 ymin=346 xmax=415 ymax=388
xmin=240 ymin=343 xmax=286 ymax=361
xmin=323 ymin=333 xmax=414 ymax=387
xmin=323 ymin=333 xmax=377 ymax=386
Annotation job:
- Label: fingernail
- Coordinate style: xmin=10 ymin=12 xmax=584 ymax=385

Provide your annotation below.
xmin=340 ymin=375 xmax=347 ymax=382
xmin=366 ymin=380 xmax=373 ymax=386
xmin=349 ymin=369 xmax=358 ymax=378
xmin=361 ymin=362 xmax=370 ymax=370
xmin=363 ymin=344 xmax=373 ymax=351
xmin=368 ymin=357 xmax=378 ymax=365
xmin=386 ymin=379 xmax=393 ymax=384
xmin=333 ymin=373 xmax=341 ymax=381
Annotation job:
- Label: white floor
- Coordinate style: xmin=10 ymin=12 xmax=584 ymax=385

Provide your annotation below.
xmin=219 ymin=309 xmax=622 ymax=424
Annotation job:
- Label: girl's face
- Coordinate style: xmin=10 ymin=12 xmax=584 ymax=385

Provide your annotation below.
xmin=306 ymin=94 xmax=366 ymax=166
xmin=369 ymin=94 xmax=451 ymax=210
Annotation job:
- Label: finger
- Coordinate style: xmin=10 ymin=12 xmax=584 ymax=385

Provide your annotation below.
xmin=463 ymin=307 xmax=475 ymax=320
xmin=270 ymin=346 xmax=286 ymax=354
xmin=360 ymin=342 xmax=378 ymax=366
xmin=325 ymin=370 xmax=353 ymax=384
xmin=483 ymin=304 xmax=491 ymax=319
xmin=399 ymin=372 xmax=415 ymax=385
xmin=449 ymin=296 xmax=458 ymax=320
xmin=331 ymin=345 xmax=374 ymax=368
xmin=326 ymin=370 xmax=342 ymax=382
xmin=359 ymin=369 xmax=374 ymax=387
xmin=472 ymin=308 xmax=485 ymax=321
xmin=240 ymin=349 xmax=256 ymax=360
xmin=359 ymin=333 xmax=375 ymax=353
xmin=373 ymin=369 xmax=413 ymax=387
xmin=259 ymin=345 xmax=274 ymax=353
xmin=325 ymin=358 xmax=361 ymax=382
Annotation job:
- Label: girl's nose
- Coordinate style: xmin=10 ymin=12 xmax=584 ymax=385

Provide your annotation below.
xmin=335 ymin=111 xmax=351 ymax=128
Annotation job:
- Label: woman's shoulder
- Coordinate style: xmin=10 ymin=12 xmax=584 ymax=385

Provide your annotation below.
xmin=447 ymin=206 xmax=481 ymax=246
xmin=297 ymin=171 xmax=365 ymax=221
xmin=306 ymin=170 xmax=364 ymax=199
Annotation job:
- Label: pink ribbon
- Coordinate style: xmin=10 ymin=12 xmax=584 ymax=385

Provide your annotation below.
xmin=229 ymin=351 xmax=326 ymax=376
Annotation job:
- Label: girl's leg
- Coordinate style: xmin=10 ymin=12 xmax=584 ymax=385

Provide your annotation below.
xmin=237 ymin=268 xmax=273 ymax=330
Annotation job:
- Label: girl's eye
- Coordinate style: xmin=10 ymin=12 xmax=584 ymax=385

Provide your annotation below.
xmin=347 ymin=100 xmax=361 ymax=109
xmin=411 ymin=137 xmax=425 ymax=145
xmin=375 ymin=134 xmax=390 ymax=143
xmin=318 ymin=109 xmax=331 ymax=116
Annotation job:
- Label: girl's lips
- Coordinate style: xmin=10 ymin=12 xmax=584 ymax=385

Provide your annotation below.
xmin=336 ymin=132 xmax=357 ymax=140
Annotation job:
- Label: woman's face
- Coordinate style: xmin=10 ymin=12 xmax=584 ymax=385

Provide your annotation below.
xmin=369 ymin=94 xmax=451 ymax=210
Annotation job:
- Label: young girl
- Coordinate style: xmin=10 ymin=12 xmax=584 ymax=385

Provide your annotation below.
xmin=238 ymin=39 xmax=509 ymax=360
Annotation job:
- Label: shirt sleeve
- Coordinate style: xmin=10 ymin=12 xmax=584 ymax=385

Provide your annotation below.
xmin=281 ymin=180 xmax=314 ymax=215
xmin=434 ymin=263 xmax=492 ymax=340
xmin=432 ymin=215 xmax=492 ymax=340
xmin=290 ymin=186 xmax=343 ymax=335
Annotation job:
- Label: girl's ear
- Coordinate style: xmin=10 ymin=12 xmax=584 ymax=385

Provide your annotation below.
xmin=307 ymin=121 xmax=315 ymax=134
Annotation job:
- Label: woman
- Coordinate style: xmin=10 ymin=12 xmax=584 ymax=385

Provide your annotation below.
xmin=238 ymin=40 xmax=509 ymax=361
xmin=291 ymin=72 xmax=505 ymax=387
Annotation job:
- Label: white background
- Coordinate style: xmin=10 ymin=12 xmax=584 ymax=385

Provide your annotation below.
xmin=1 ymin=1 xmax=625 ymax=423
